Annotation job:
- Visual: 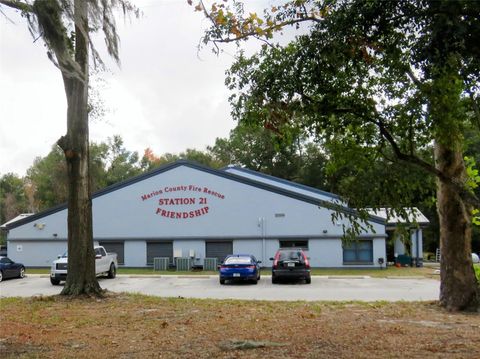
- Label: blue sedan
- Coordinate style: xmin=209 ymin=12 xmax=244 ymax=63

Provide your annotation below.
xmin=219 ymin=255 xmax=261 ymax=285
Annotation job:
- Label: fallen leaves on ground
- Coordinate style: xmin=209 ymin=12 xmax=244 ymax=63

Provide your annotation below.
xmin=0 ymin=293 xmax=479 ymax=358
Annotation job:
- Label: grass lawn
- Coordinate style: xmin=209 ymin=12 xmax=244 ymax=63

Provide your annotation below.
xmin=26 ymin=265 xmax=438 ymax=278
xmin=1 ymin=294 xmax=479 ymax=358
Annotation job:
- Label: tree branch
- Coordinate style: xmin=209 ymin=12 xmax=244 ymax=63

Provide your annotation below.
xmin=302 ymin=92 xmax=480 ymax=208
xmin=199 ymin=0 xmax=321 ymax=46
xmin=0 ymin=0 xmax=33 ymax=12
xmin=406 ymin=67 xmax=425 ymax=91
xmin=210 ymin=17 xmax=321 ymax=44
xmin=375 ymin=117 xmax=480 ymax=208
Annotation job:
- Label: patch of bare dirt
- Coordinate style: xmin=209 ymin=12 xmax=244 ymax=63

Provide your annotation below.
xmin=0 ymin=293 xmax=479 ymax=358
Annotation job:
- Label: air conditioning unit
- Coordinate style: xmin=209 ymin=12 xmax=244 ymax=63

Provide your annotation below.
xmin=203 ymin=257 xmax=218 ymax=271
xmin=153 ymin=257 xmax=169 ymax=271
xmin=176 ymin=257 xmax=192 ymax=271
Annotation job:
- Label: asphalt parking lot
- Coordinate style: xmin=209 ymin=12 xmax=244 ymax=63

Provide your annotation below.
xmin=0 ymin=275 xmax=440 ymax=301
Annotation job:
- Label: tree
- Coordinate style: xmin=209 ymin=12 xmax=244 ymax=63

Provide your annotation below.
xmin=26 ymin=146 xmax=68 ymax=210
xmin=23 ymin=139 xmax=118 ymax=211
xmin=0 ymin=173 xmax=29 ymax=222
xmin=0 ymin=0 xmax=138 ymax=296
xmin=209 ymin=121 xmax=329 ymax=189
xmin=0 ymin=173 xmax=29 ymax=246
xmin=140 ymin=147 xmax=224 ymax=171
xmin=103 ymin=135 xmax=142 ymax=186
xmin=197 ymin=0 xmax=480 ymax=311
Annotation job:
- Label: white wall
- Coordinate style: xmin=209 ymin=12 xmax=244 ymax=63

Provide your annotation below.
xmin=9 ymin=165 xmax=385 ymax=241
xmin=7 ymin=210 xmax=67 ymax=240
xmin=7 ymin=164 xmax=386 ymax=268
xmin=233 ymin=239 xmax=263 ymax=263
xmin=309 ymin=239 xmax=343 ymax=267
xmin=173 ymin=239 xmax=206 ymax=267
xmin=7 ymin=240 xmax=67 ymax=267
xmin=373 ymin=238 xmax=387 ymax=268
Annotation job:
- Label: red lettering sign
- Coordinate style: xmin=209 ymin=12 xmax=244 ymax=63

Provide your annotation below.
xmin=141 ymin=184 xmax=224 ymax=219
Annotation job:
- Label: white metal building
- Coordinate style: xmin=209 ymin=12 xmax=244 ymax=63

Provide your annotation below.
xmin=3 ymin=160 xmax=389 ymax=268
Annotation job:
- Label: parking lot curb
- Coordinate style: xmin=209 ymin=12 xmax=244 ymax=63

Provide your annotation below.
xmin=327 ymin=276 xmax=370 ymax=279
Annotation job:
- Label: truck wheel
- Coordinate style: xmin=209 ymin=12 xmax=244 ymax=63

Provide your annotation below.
xmin=19 ymin=267 xmax=25 ymax=278
xmin=0 ymin=270 xmax=3 ymax=282
xmin=305 ymin=277 xmax=311 ymax=284
xmin=107 ymin=263 xmax=116 ymax=279
xmin=50 ymin=277 xmax=60 ymax=285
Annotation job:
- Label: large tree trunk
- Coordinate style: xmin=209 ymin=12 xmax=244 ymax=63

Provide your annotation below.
xmin=58 ymin=0 xmax=101 ymax=296
xmin=435 ymin=143 xmax=479 ymax=311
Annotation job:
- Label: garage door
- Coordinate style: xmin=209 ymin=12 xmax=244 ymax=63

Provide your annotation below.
xmin=146 ymin=242 xmax=173 ymax=265
xmin=206 ymin=241 xmax=233 ymax=264
xmin=99 ymin=241 xmax=125 ymax=265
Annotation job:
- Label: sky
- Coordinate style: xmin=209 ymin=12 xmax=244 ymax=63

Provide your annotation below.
xmin=0 ymin=0 xmax=272 ymax=177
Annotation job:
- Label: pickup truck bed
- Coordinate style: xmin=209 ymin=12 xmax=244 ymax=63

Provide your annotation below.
xmin=50 ymin=246 xmax=118 ymax=285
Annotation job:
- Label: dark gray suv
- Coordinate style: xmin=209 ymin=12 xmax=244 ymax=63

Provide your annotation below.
xmin=270 ymin=248 xmax=311 ymax=284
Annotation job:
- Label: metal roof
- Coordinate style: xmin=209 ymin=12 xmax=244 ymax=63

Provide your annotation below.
xmin=0 ymin=213 xmax=34 ymax=230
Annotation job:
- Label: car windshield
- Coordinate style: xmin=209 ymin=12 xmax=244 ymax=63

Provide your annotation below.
xmin=224 ymin=257 xmax=252 ymax=265
xmin=278 ymin=250 xmax=304 ymax=261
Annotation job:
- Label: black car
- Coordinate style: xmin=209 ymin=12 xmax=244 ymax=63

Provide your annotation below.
xmin=0 ymin=256 xmax=25 ymax=282
xmin=270 ymin=248 xmax=311 ymax=284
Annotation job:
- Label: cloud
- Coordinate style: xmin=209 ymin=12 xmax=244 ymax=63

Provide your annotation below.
xmin=0 ymin=0 xmax=239 ymax=176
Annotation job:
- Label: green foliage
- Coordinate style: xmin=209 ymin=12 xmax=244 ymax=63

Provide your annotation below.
xmin=209 ymin=121 xmax=330 ymax=189
xmin=0 ymin=136 xmax=229 ymax=215
xmin=465 ymin=156 xmax=480 ymax=192
xmin=464 ymin=156 xmax=480 ymax=226
xmin=26 ymin=146 xmax=68 ymax=210
xmin=474 ymin=264 xmax=480 ymax=282
xmin=0 ymin=173 xmax=29 ymax=225
xmin=103 ymin=135 xmax=142 ymax=186
xmin=202 ymin=0 xmax=480 ymax=238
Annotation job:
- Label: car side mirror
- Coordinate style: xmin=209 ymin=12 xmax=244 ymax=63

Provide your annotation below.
xmin=57 ymin=255 xmax=61 ymax=259
xmin=269 ymin=257 xmax=274 ymax=261
xmin=257 ymin=260 xmax=262 ymax=264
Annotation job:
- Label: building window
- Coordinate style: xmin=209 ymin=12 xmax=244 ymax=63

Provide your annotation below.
xmin=343 ymin=240 xmax=373 ymax=264
xmin=279 ymin=240 xmax=308 ymax=249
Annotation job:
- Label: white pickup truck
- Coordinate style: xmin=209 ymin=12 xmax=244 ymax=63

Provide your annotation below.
xmin=50 ymin=246 xmax=118 ymax=285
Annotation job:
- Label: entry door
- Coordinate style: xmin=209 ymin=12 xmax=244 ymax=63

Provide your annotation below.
xmin=206 ymin=241 xmax=233 ymax=264
xmin=146 ymin=242 xmax=173 ymax=265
